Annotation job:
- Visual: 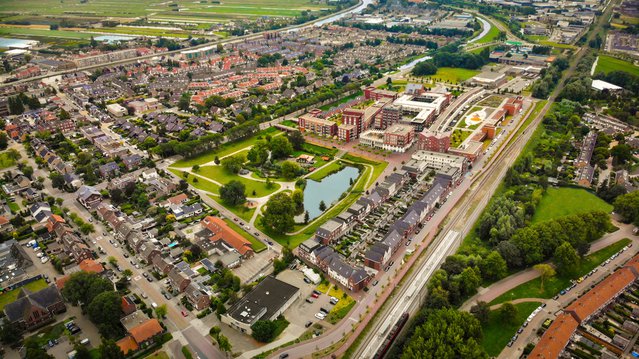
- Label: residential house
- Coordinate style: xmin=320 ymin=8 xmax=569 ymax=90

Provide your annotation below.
xmin=152 ymin=256 xmax=174 ymax=275
xmin=200 ymin=216 xmax=254 ymax=259
xmin=167 ymin=267 xmax=191 ymax=293
xmin=3 ymin=286 xmax=66 ymax=332
xmin=185 ymin=283 xmax=210 ymax=310
xmin=116 ymin=318 xmax=164 ymax=355
xmin=77 ymin=185 xmax=102 ymax=209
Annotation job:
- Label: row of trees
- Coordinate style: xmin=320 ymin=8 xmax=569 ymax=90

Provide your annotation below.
xmin=531 ymin=56 xmax=569 ymax=98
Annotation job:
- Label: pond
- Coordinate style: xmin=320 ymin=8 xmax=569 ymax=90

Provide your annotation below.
xmin=299 ymin=166 xmax=360 ymax=221
xmin=0 ymin=37 xmax=38 ymax=49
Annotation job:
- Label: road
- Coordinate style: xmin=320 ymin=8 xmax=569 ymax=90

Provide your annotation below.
xmin=0 ymin=0 xmax=368 ymax=89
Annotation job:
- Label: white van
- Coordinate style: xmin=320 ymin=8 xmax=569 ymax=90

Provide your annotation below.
xmin=80 ymin=338 xmax=90 ymax=345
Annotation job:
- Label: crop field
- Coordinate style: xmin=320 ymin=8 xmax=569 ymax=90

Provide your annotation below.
xmin=0 ymin=0 xmax=333 ymax=21
xmin=595 ymin=55 xmax=639 ymax=77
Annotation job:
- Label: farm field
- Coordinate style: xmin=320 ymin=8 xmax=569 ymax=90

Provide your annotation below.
xmin=595 ymin=55 xmax=639 ymax=77
xmin=531 ymin=187 xmax=613 ymax=223
xmin=0 ymin=26 xmax=94 ymax=39
xmin=0 ymin=0 xmax=334 ymax=24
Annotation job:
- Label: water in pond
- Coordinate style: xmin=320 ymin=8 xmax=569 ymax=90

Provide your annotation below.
xmin=94 ymin=35 xmax=136 ymax=43
xmin=300 ymin=166 xmax=360 ymax=222
xmin=0 ymin=37 xmax=38 ymax=49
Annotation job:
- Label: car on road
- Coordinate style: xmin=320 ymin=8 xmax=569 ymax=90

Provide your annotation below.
xmin=384 ymin=266 xmax=391 ymax=272
xmin=254 ymin=232 xmax=260 ymax=236
xmin=146 ymin=276 xmax=153 ymax=282
xmin=372 ymin=280 xmax=379 ymax=286
xmin=560 ymin=290 xmax=566 ymax=295
xmin=279 ymin=354 xmax=289 ymax=359
xmin=181 ymin=311 xmax=188 ymax=317
xmin=141 ymin=293 xmax=148 ymax=299
xmin=163 ymin=292 xmax=172 ymax=300
xmin=234 ymin=218 xmax=239 ymax=222
xmin=267 ymin=241 xmax=274 ymax=246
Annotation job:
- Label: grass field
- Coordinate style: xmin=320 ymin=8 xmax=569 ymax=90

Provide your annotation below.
xmin=0 ymin=152 xmax=17 ymax=169
xmin=171 ymin=128 xmax=282 ymax=168
xmin=0 ymin=279 xmax=48 ymax=311
xmin=89 ymin=26 xmax=190 ymax=38
xmin=531 ymin=187 xmax=613 ymax=223
xmin=595 ymin=55 xmax=639 ymax=77
xmin=223 ymin=218 xmax=266 ymax=252
xmin=476 ymin=21 xmax=500 ymax=44
xmin=146 ymin=352 xmax=170 ymax=359
xmin=0 ymin=0 xmax=332 ymax=20
xmin=307 ymin=161 xmax=344 ymax=182
xmin=0 ymin=26 xmax=94 ymax=39
xmin=489 ymin=238 xmax=632 ymax=305
xmin=318 ymin=90 xmax=363 ymax=111
xmin=423 ymin=67 xmax=480 ymax=84
xmin=197 ymin=165 xmax=280 ymax=197
xmin=169 ymin=168 xmax=221 ymax=194
xmin=538 ymin=40 xmax=577 ymax=49
xmin=481 ymin=302 xmax=541 ymax=356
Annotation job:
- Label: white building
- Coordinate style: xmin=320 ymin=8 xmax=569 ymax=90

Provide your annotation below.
xmin=106 ymin=103 xmax=128 ymax=117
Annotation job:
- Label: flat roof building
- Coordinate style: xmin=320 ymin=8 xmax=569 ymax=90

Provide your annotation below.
xmin=222 ymin=276 xmax=300 ymax=335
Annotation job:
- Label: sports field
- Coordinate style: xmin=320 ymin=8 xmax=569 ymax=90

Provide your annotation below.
xmin=595 ymin=55 xmax=639 ymax=77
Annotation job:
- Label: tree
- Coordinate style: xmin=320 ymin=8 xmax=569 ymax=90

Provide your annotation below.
xmin=220 ymin=180 xmax=246 ymax=206
xmin=281 ymin=161 xmax=302 ymax=180
xmin=88 ymin=291 xmax=124 ymax=339
xmin=21 ymin=165 xmax=34 ymax=179
xmin=247 ymin=140 xmax=269 ymax=166
xmin=611 ymin=144 xmax=633 ymax=165
xmin=291 ymin=189 xmax=304 ymax=214
xmin=262 ymin=192 xmax=296 ymax=234
xmin=221 ymin=154 xmax=245 ymax=174
xmin=61 ymin=271 xmax=114 ymax=306
xmin=0 ymin=322 xmax=22 ymax=345
xmin=411 ymin=61 xmax=438 ymax=77
xmin=554 ymin=242 xmax=580 ymax=277
xmin=304 ymin=211 xmax=310 ymax=224
xmin=178 ymin=93 xmax=191 ymax=111
xmin=480 ymin=251 xmax=507 ymax=281
xmin=251 ymin=318 xmax=288 ymax=342
xmin=74 ymin=344 xmax=92 ymax=359
xmin=99 ymin=339 xmax=126 ymax=359
xmin=614 ymin=191 xmax=639 ymax=225
xmin=192 ymin=165 xmax=200 ymax=172
xmin=401 ymin=308 xmax=486 ymax=359
xmin=319 ymin=200 xmax=326 ymax=212
xmin=24 ymin=339 xmax=54 ymax=359
xmin=470 ymin=301 xmax=491 ymax=324
xmin=269 ymin=136 xmax=293 ymax=159
xmin=50 ymin=172 xmax=65 ymax=189
xmin=533 ymin=263 xmax=556 ymax=292
xmin=0 ymin=132 xmax=8 ymax=150
xmin=499 ymin=302 xmax=518 ymax=325
xmin=155 ymin=304 xmax=167 ymax=318
xmin=218 ymin=334 xmax=232 ymax=352
xmin=287 ymin=130 xmax=305 ymax=150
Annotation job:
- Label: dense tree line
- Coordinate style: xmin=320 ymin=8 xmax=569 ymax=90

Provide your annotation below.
xmin=8 ymin=93 xmax=41 ymax=115
xmin=342 ymin=21 xmax=473 ymax=37
xmin=558 ymin=51 xmax=596 ymax=103
xmin=432 ymin=47 xmax=489 ymax=70
xmin=401 ymin=308 xmax=487 ymax=359
xmin=614 ymin=191 xmax=639 ymax=226
xmin=532 ymin=56 xmax=569 ymax=98
xmin=386 ymin=36 xmax=438 ymax=49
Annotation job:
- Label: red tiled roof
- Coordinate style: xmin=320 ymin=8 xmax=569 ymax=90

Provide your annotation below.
xmin=129 ymin=318 xmax=163 ymax=344
xmin=201 ymin=216 xmax=253 ymax=256
xmin=55 ymin=275 xmax=70 ymax=289
xmin=78 ymin=259 xmax=104 ymax=274
xmin=168 ymin=193 xmax=188 ymax=205
xmin=0 ymin=216 xmax=9 ymax=225
xmin=567 ymin=267 xmax=635 ymax=321
xmin=528 ymin=313 xmax=579 ymax=359
xmin=116 ymin=336 xmax=139 ymax=355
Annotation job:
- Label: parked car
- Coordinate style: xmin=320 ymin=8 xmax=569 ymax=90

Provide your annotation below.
xmin=303 ymin=277 xmax=311 ymax=284
xmin=314 ymin=313 xmax=325 ymax=320
xmin=312 ymin=290 xmax=321 ymax=295
xmin=319 ymin=307 xmax=329 ymax=314
xmin=305 ymin=321 xmax=313 ymax=328
xmin=306 ymin=298 xmax=314 ymax=304
xmin=372 ymin=280 xmax=379 ymax=286
xmin=311 ymin=293 xmax=319 ymax=299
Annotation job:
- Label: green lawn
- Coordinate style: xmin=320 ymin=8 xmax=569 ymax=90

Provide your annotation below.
xmin=301 ymin=143 xmax=338 ymax=157
xmin=171 ymin=128 xmax=282 ymax=168
xmin=538 ymin=40 xmax=577 ymax=49
xmin=0 ymin=152 xmax=18 ymax=169
xmin=595 ymin=55 xmax=639 ymax=77
xmin=423 ymin=67 xmax=480 ymax=84
xmin=531 ymin=187 xmax=613 ymax=223
xmin=210 ymin=195 xmax=256 ymax=223
xmin=489 ymin=238 xmax=632 ymax=305
xmin=341 ymin=153 xmax=388 ymax=188
xmin=145 ymin=352 xmax=170 ymax=359
xmin=169 ymin=169 xmax=221 ymax=194
xmin=476 ymin=21 xmax=500 ymax=44
xmin=307 ymin=161 xmax=344 ymax=181
xmin=0 ymin=27 xmax=95 ymax=39
xmin=481 ymin=302 xmax=541 ymax=356
xmin=196 ymin=165 xmax=280 ymax=197
xmin=318 ymin=90 xmax=363 ymax=111
xmin=223 ymin=219 xmax=266 ymax=253
xmin=0 ymin=279 xmax=48 ymax=311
